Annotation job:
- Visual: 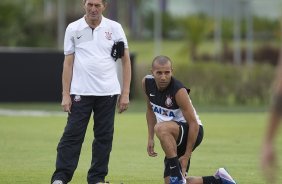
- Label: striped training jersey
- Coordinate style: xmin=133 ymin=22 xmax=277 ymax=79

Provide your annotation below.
xmin=144 ymin=75 xmax=202 ymax=125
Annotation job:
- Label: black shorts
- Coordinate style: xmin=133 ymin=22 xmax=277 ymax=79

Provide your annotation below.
xmin=164 ymin=122 xmax=204 ymax=178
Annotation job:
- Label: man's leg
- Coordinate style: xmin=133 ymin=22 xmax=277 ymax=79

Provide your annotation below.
xmin=186 ymin=177 xmax=203 ymax=184
xmin=186 ymin=176 xmax=222 ymax=184
xmin=164 ymin=157 xmax=184 ymax=184
xmin=186 ymin=167 xmax=237 ymax=184
xmin=87 ymin=95 xmax=117 ymax=184
xmin=154 ymin=122 xmax=179 ymax=158
xmin=154 ymin=121 xmax=185 ymax=184
xmin=177 ymin=124 xmax=204 ymax=175
xmin=51 ymin=95 xmax=93 ymax=183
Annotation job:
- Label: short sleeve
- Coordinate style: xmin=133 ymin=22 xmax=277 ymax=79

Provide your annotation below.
xmin=64 ymin=25 xmax=75 ymax=55
xmin=115 ymin=24 xmax=129 ymax=49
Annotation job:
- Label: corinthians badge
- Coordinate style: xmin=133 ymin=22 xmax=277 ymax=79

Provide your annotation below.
xmin=165 ymin=95 xmax=173 ymax=108
xmin=105 ymin=31 xmax=112 ymax=40
xmin=74 ymin=95 xmax=81 ymax=102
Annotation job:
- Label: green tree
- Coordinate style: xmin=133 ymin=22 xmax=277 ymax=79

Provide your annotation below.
xmin=0 ymin=1 xmax=57 ymax=47
xmin=179 ymin=15 xmax=213 ymax=62
xmin=143 ymin=11 xmax=178 ymax=39
xmin=221 ymin=19 xmax=233 ymax=63
xmin=0 ymin=3 xmax=26 ymax=46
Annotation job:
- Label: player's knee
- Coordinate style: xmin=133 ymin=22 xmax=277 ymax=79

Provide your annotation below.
xmin=154 ymin=123 xmax=169 ymax=137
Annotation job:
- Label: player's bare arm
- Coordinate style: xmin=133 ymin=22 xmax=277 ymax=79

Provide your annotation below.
xmin=273 ymin=50 xmax=282 ymax=93
xmin=118 ymin=48 xmax=131 ymax=113
xmin=175 ymin=88 xmax=199 ymax=174
xmin=261 ymin=49 xmax=282 ymax=182
xmin=61 ymin=54 xmax=74 ymax=113
xmin=142 ymin=77 xmax=158 ymax=157
xmin=146 ymin=100 xmax=158 ymax=157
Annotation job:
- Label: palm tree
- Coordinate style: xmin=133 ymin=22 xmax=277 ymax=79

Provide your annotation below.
xmin=180 ymin=15 xmax=213 ymax=62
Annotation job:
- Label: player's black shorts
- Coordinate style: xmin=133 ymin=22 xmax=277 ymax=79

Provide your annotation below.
xmin=164 ymin=122 xmax=204 ymax=178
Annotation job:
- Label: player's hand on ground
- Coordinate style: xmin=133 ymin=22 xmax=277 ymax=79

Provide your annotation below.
xmin=61 ymin=94 xmax=72 ymax=114
xmin=147 ymin=139 xmax=158 ymax=157
xmin=117 ymin=94 xmax=129 ymax=113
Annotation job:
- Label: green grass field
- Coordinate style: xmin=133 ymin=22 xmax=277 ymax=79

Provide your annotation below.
xmin=0 ymin=106 xmax=281 ymax=184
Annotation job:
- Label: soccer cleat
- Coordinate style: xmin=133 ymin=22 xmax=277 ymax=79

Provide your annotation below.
xmin=214 ymin=168 xmax=236 ymax=184
xmin=52 ymin=180 xmax=63 ymax=184
xmin=169 ymin=176 xmax=186 ymax=184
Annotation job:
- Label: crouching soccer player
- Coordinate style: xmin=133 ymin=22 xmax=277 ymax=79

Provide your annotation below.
xmin=142 ymin=55 xmax=236 ymax=184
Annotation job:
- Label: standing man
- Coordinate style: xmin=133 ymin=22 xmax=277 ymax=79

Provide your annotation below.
xmin=142 ymin=56 xmax=236 ymax=184
xmin=261 ymin=48 xmax=282 ymax=183
xmin=51 ymin=0 xmax=131 ymax=184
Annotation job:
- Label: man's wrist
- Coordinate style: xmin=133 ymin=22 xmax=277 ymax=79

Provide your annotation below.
xmin=62 ymin=91 xmax=70 ymax=96
xmin=183 ymin=152 xmax=192 ymax=158
xmin=121 ymin=90 xmax=130 ymax=96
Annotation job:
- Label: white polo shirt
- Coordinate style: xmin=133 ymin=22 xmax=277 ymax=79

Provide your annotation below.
xmin=64 ymin=16 xmax=129 ymax=96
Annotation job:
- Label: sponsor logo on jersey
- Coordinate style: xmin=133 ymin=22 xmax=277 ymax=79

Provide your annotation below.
xmin=152 ymin=105 xmax=175 ymax=118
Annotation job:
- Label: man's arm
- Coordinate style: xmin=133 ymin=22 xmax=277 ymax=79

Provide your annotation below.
xmin=175 ymin=88 xmax=199 ymax=174
xmin=142 ymin=77 xmax=158 ymax=157
xmin=264 ymin=58 xmax=282 ymax=145
xmin=61 ymin=54 xmax=74 ymax=113
xmin=117 ymin=48 xmax=131 ymax=113
xmin=261 ymin=50 xmax=282 ymax=182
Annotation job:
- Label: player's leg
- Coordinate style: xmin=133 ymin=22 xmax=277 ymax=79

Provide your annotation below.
xmin=164 ymin=157 xmax=181 ymax=184
xmin=87 ymin=95 xmax=118 ymax=184
xmin=186 ymin=176 xmax=220 ymax=184
xmin=179 ymin=125 xmax=222 ymax=184
xmin=155 ymin=121 xmax=185 ymax=184
xmin=164 ymin=158 xmax=184 ymax=184
xmin=164 ymin=175 xmax=204 ymax=184
xmin=176 ymin=123 xmax=236 ymax=184
xmin=154 ymin=121 xmax=179 ymax=157
xmin=185 ymin=168 xmax=237 ymax=184
xmin=186 ymin=177 xmax=203 ymax=184
xmin=177 ymin=123 xmax=204 ymax=175
xmin=175 ymin=123 xmax=204 ymax=184
xmin=51 ymin=95 xmax=93 ymax=184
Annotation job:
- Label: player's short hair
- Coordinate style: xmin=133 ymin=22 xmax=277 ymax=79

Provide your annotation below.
xmin=152 ymin=55 xmax=172 ymax=68
xmin=83 ymin=0 xmax=107 ymax=5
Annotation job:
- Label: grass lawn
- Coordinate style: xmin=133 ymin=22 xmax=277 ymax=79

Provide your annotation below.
xmin=0 ymin=109 xmax=281 ymax=184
